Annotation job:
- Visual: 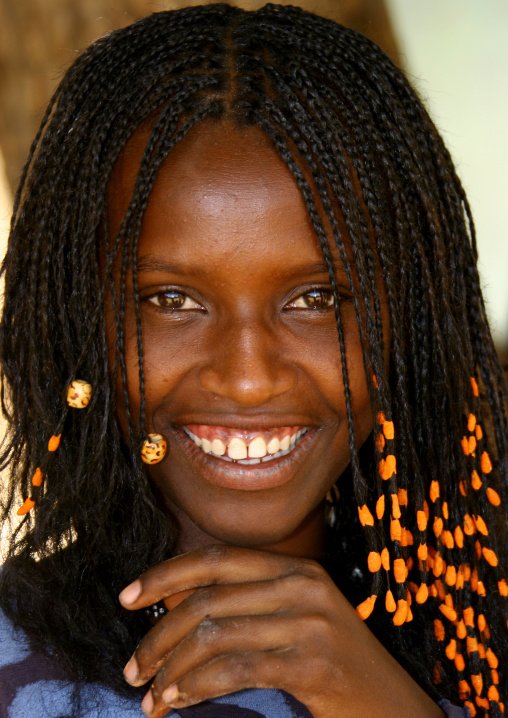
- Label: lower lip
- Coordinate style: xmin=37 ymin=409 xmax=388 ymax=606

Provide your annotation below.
xmin=174 ymin=427 xmax=316 ymax=491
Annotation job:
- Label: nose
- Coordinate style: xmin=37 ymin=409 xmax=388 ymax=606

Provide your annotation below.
xmin=198 ymin=319 xmax=296 ymax=407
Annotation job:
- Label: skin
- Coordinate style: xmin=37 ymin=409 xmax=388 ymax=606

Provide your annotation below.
xmin=108 ymin=119 xmax=443 ymax=718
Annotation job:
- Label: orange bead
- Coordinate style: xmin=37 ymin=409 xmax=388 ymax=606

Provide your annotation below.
xmin=486 ymin=647 xmax=499 ymax=669
xmin=470 ymin=567 xmax=479 ymax=591
xmin=358 ymin=505 xmax=374 ymax=526
xmin=375 ymin=494 xmax=385 ymax=519
xmin=393 ymin=599 xmax=408 ymax=626
xmin=464 ymin=702 xmax=476 ymax=718
xmin=459 ymin=479 xmax=468 ymax=497
xmin=439 ymin=603 xmax=458 ymax=623
xmin=394 ymin=558 xmax=407 ymax=584
xmin=468 ymin=435 xmax=477 ymax=455
xmin=367 ymin=551 xmax=382 ymax=572
xmin=17 ymin=497 xmax=35 ymax=516
xmin=31 ymin=467 xmax=43 ymax=486
xmin=428 ymin=583 xmax=438 ymax=598
xmin=391 ymin=494 xmax=401 ymax=519
xmin=481 ymin=451 xmax=492 ymax=474
xmin=372 ymin=374 xmax=378 ymax=389
xmin=424 ymin=500 xmax=430 ymax=518
xmin=491 ymin=669 xmax=499 ymax=684
xmin=461 ymin=436 xmax=470 ymax=456
xmin=434 ymin=619 xmax=445 ymax=641
xmin=467 ymin=413 xmax=476 ymax=432
xmin=381 ymin=547 xmax=390 ymax=571
xmin=488 ymin=686 xmax=500 ymax=703
xmin=397 ymin=488 xmax=408 ymax=506
xmin=463 ymin=606 xmax=475 ymax=627
xmin=356 ymin=594 xmax=377 ymax=620
xmin=433 ymin=517 xmax=443 ymax=538
xmin=471 ymin=673 xmax=483 ymax=696
xmin=48 ymin=434 xmax=61 ymax=452
xmin=375 ymin=432 xmax=385 ymax=452
xmin=429 ymin=480 xmax=440 ymax=502
xmin=475 ymin=424 xmax=483 ymax=440
xmin=486 ymin=487 xmax=501 ymax=506
xmin=441 ymin=530 xmax=454 ymax=549
xmin=445 ymin=565 xmax=456 ymax=587
xmin=417 ymin=510 xmax=428 ymax=531
xmin=458 ymin=680 xmax=471 ymax=699
xmin=477 ymin=580 xmax=486 ymax=597
xmin=433 ymin=552 xmax=444 ymax=578
xmin=478 ymin=643 xmax=486 ymax=659
xmin=416 ymin=583 xmax=428 ymax=605
xmin=377 ymin=411 xmax=386 ymax=425
xmin=383 ymin=421 xmax=394 ymax=440
xmin=475 ymin=696 xmax=489 ymax=711
xmin=445 ymin=639 xmax=457 ymax=660
xmin=482 ymin=547 xmax=498 ymax=567
xmin=475 ymin=540 xmax=482 ymax=559
xmin=417 ymin=542 xmax=428 ymax=562
xmin=390 ymin=518 xmax=402 ymax=542
xmin=474 ymin=515 xmax=488 ymax=536
xmin=435 ymin=579 xmax=446 ymax=600
xmin=478 ymin=613 xmax=487 ymax=631
xmin=442 ymin=502 xmax=449 ymax=520
xmin=454 ymin=653 xmax=465 ymax=672
xmin=454 ymin=525 xmax=464 ymax=548
xmin=385 ymin=590 xmax=396 ymax=613
xmin=471 ymin=376 xmax=479 ymax=396
xmin=379 ymin=454 xmax=396 ymax=480
xmin=463 ymin=514 xmax=475 ymax=535
xmin=470 ymin=470 xmax=482 ymax=490
xmin=498 ymin=579 xmax=508 ymax=596
xmin=466 ymin=636 xmax=478 ymax=656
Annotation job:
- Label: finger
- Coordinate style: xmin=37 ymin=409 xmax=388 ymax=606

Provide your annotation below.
xmin=144 ymin=649 xmax=300 ymax=718
xmin=126 ymin=575 xmax=303 ymax=686
xmin=119 ymin=544 xmax=320 ymax=610
xmin=151 ymin=613 xmax=297 ymax=695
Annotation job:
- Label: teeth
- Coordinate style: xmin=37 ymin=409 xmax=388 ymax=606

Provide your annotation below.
xmin=248 ymin=436 xmax=267 ymax=458
xmin=267 ymin=437 xmax=280 ymax=455
xmin=184 ymin=427 xmax=308 ymax=464
xmin=211 ymin=439 xmax=226 ymax=456
xmin=228 ymin=437 xmax=247 ymax=460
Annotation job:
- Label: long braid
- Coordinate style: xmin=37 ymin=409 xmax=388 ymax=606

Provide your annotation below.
xmin=0 ymin=5 xmax=506 ymax=711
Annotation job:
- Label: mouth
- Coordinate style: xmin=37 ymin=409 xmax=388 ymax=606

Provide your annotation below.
xmin=170 ymin=422 xmax=317 ymax=491
xmin=182 ymin=425 xmax=308 ymax=464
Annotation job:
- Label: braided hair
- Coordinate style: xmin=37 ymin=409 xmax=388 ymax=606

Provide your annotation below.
xmin=0 ymin=4 xmax=506 ymax=715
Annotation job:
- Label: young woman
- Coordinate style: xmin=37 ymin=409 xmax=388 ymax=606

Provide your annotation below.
xmin=0 ymin=4 xmax=506 ymax=717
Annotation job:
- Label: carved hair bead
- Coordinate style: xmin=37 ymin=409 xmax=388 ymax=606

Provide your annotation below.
xmin=67 ymin=380 xmax=92 ymax=408
xmin=141 ymin=434 xmax=167 ymax=464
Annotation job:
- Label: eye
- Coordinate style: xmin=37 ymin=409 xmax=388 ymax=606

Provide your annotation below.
xmin=287 ymin=289 xmax=335 ymax=309
xmin=147 ymin=291 xmax=201 ymax=310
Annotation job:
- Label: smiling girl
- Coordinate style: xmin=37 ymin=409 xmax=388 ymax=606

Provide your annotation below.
xmin=0 ymin=4 xmax=507 ymax=718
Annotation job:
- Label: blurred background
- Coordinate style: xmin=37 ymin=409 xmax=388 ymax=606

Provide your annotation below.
xmin=0 ymin=0 xmax=506 ymax=359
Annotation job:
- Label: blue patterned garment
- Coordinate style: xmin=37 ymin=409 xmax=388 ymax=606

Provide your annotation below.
xmin=0 ymin=607 xmax=468 ymax=718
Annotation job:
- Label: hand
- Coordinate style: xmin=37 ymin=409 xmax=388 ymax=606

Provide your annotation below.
xmin=119 ymin=545 xmax=444 ymax=718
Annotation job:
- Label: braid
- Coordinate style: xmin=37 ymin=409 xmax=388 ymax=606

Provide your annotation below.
xmin=0 ymin=4 xmax=506 ymax=712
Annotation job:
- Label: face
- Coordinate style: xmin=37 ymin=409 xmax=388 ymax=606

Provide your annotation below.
xmin=107 ymin=120 xmax=379 ymax=557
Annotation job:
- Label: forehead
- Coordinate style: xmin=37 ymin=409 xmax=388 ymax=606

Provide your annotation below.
xmin=107 ymin=119 xmax=311 ymax=229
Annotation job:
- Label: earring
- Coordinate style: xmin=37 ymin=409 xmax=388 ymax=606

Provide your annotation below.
xmin=67 ymin=379 xmax=92 ymax=408
xmin=141 ymin=434 xmax=167 ymax=465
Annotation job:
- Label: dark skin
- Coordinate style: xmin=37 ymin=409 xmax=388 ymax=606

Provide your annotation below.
xmin=109 ymin=120 xmax=443 ymax=717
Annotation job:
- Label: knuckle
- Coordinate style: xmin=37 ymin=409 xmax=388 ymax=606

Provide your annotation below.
xmin=226 ymin=653 xmax=256 ymax=684
xmin=194 ymin=617 xmax=223 ymax=644
xmin=199 ymin=544 xmax=232 ymax=568
xmin=187 ymin=585 xmax=218 ymax=614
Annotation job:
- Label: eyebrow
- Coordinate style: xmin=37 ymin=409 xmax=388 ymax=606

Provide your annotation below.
xmin=136 ymin=256 xmax=347 ymax=279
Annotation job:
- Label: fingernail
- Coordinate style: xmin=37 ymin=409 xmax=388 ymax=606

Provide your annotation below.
xmin=119 ymin=580 xmax=142 ymax=606
xmin=123 ymin=655 xmax=138 ymax=684
xmin=162 ymin=684 xmax=179 ymax=704
xmin=141 ymin=689 xmax=154 ymax=716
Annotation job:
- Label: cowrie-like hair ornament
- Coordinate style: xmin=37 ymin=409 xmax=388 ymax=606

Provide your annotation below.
xmin=141 ymin=434 xmax=167 ymax=465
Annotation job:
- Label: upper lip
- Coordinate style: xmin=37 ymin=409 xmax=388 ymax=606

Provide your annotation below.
xmin=166 ymin=415 xmax=318 ymax=431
